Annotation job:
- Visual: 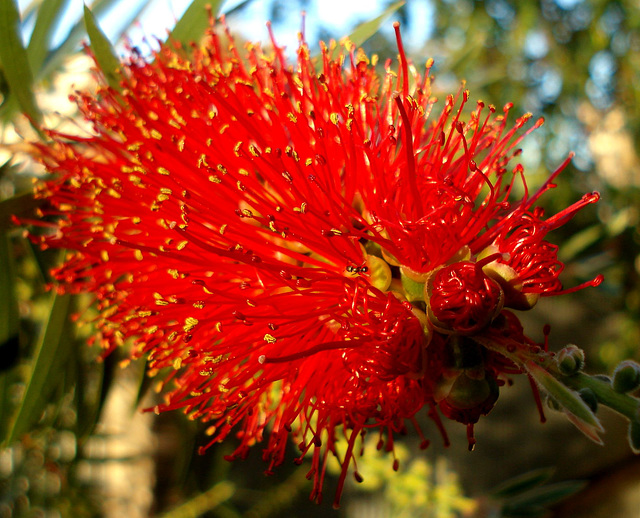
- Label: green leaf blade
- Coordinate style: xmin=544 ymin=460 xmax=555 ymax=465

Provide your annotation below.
xmin=0 ymin=230 xmax=19 ymax=356
xmin=347 ymin=1 xmax=405 ymax=48
xmin=83 ymin=3 xmax=121 ymax=91
xmin=3 ymin=292 xmax=74 ymax=446
xmin=526 ymin=360 xmax=604 ymax=444
xmin=0 ymin=0 xmax=42 ymax=124
xmin=169 ymin=0 xmax=222 ymax=48
xmin=490 ymin=468 xmax=556 ymax=499
xmin=26 ymin=0 xmax=68 ymax=75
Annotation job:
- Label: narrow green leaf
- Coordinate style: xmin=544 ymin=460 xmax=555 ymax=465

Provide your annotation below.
xmin=27 ymin=0 xmax=68 ymax=75
xmin=0 ymin=230 xmax=19 ymax=357
xmin=0 ymin=374 xmax=8 ymax=440
xmin=76 ymin=351 xmax=116 ymax=443
xmin=134 ymin=358 xmax=154 ymax=408
xmin=83 ymin=3 xmax=121 ymax=91
xmin=505 ymin=480 xmax=587 ymax=510
xmin=3 ymin=292 xmax=74 ymax=446
xmin=348 ymin=1 xmax=405 ymax=48
xmin=526 ymin=360 xmax=604 ymax=444
xmin=0 ymin=0 xmax=42 ymax=124
xmin=169 ymin=0 xmax=223 ymax=48
xmin=490 ymin=468 xmax=556 ymax=499
xmin=558 ymin=224 xmax=602 ymax=262
xmin=159 ymin=481 xmax=235 ymax=518
xmin=38 ymin=0 xmax=124 ymax=79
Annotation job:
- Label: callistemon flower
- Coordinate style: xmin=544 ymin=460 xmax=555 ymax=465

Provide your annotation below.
xmin=23 ymin=21 xmax=603 ymax=506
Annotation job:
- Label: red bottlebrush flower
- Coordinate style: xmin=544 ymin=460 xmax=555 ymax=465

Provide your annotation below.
xmin=425 ymin=257 xmax=504 ymax=334
xmin=22 ymin=21 xmax=603 ymax=507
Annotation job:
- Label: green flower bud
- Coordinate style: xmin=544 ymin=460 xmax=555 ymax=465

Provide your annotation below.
xmin=400 ymin=269 xmax=426 ymax=303
xmin=628 ymin=419 xmax=640 ymax=454
xmin=612 ymin=361 xmax=640 ymax=394
xmin=482 ymin=261 xmax=539 ymax=310
xmin=366 ymin=255 xmax=392 ymax=292
xmin=555 ymin=345 xmax=585 ymax=376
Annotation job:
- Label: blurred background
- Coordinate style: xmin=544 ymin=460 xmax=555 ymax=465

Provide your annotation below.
xmin=1 ymin=0 xmax=640 ymax=516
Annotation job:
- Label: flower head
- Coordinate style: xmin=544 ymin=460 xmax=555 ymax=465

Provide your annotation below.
xmin=23 ymin=21 xmax=601 ymax=506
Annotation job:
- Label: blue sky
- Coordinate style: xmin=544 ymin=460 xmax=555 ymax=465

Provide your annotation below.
xmin=18 ymin=0 xmax=434 ymax=56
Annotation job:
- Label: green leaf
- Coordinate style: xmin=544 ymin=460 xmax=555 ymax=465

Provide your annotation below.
xmin=38 ymin=0 xmax=126 ymax=79
xmin=0 ymin=0 xmax=42 ymax=124
xmin=83 ymin=3 xmax=121 ymax=91
xmin=0 ymin=230 xmax=19 ymax=344
xmin=0 ymin=230 xmax=20 ymax=377
xmin=525 ymin=360 xmax=604 ymax=444
xmin=76 ymin=351 xmax=116 ymax=443
xmin=347 ymin=1 xmax=405 ymax=48
xmin=558 ymin=224 xmax=602 ymax=262
xmin=503 ymin=480 xmax=587 ymax=513
xmin=490 ymin=468 xmax=556 ymax=499
xmin=27 ymin=0 xmax=68 ymax=75
xmin=560 ymin=371 xmax=640 ymax=427
xmin=169 ymin=0 xmax=223 ymax=48
xmin=159 ymin=481 xmax=235 ymax=518
xmin=3 ymin=292 xmax=74 ymax=446
xmin=74 ymin=352 xmax=102 ymax=441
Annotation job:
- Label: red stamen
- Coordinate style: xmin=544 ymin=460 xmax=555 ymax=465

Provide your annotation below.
xmin=394 ymin=95 xmax=423 ymax=219
xmin=393 ymin=22 xmax=409 ymax=96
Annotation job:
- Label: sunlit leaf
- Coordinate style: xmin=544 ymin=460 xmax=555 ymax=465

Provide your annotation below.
xmin=347 ymin=1 xmax=405 ymax=48
xmin=3 ymin=292 xmax=74 ymax=445
xmin=39 ymin=0 xmax=138 ymax=79
xmin=169 ymin=0 xmax=223 ymax=48
xmin=84 ymin=3 xmax=121 ymax=91
xmin=26 ymin=0 xmax=68 ymax=75
xmin=0 ymin=0 xmax=42 ymax=124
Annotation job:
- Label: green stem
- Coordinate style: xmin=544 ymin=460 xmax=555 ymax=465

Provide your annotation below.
xmin=560 ymin=371 xmax=640 ymax=422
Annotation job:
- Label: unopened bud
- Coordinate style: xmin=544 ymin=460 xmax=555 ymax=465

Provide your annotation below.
xmin=628 ymin=418 xmax=640 ymax=454
xmin=481 ymin=253 xmax=539 ymax=310
xmin=400 ymin=269 xmax=426 ymax=303
xmin=612 ymin=361 xmax=640 ymax=394
xmin=556 ymin=345 xmax=585 ymax=375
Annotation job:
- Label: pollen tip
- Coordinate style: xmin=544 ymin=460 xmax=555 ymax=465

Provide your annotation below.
xmin=586 ymin=191 xmax=600 ymax=203
xmin=258 ymin=354 xmax=266 ymax=364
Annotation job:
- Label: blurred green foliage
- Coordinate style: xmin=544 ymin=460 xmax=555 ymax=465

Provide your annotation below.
xmin=1 ymin=0 xmax=640 ymax=516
